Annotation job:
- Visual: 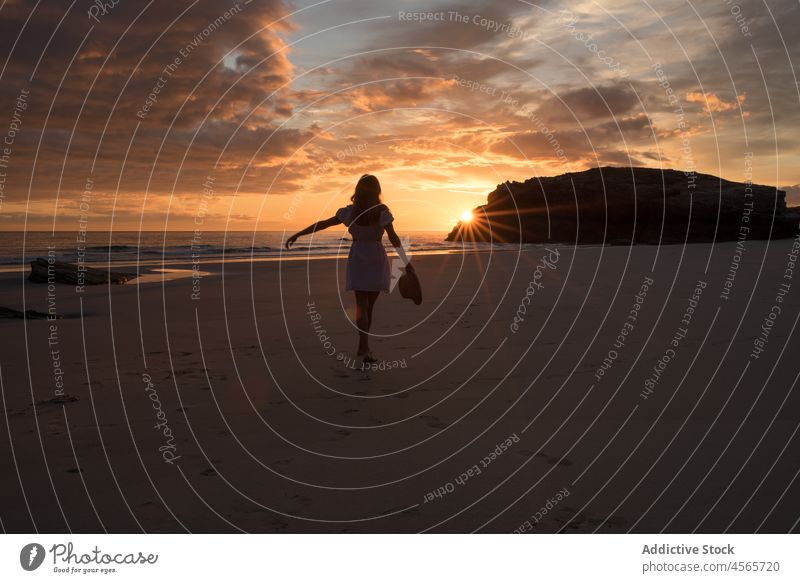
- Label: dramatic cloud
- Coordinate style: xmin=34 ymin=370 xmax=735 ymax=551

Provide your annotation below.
xmin=533 ymin=85 xmax=641 ymax=125
xmin=0 ymin=0 xmax=308 ymax=226
xmin=686 ymin=91 xmax=747 ymax=114
xmin=0 ymin=0 xmax=797 ymax=230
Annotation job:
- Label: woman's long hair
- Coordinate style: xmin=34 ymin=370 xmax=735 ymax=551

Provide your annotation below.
xmin=350 ymin=174 xmax=383 ymax=225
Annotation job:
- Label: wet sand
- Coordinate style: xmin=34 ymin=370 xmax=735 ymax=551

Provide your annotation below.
xmin=0 ymin=241 xmax=799 ymax=533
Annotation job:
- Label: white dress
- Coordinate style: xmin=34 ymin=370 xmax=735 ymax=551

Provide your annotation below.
xmin=336 ymin=205 xmax=393 ymax=292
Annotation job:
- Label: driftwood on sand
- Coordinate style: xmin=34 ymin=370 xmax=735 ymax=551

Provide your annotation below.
xmin=28 ymin=258 xmax=136 ymax=286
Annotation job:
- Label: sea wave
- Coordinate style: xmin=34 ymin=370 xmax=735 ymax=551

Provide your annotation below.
xmin=85 ymin=244 xmax=139 ymax=251
xmin=0 ymin=232 xmax=508 ymax=268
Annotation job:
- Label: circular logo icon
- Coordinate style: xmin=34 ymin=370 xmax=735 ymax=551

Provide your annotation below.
xmin=20 ymin=543 xmax=46 ymax=571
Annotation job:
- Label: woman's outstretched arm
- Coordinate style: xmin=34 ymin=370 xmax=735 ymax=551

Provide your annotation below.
xmin=384 ymin=223 xmax=412 ymax=269
xmin=285 ymin=216 xmax=341 ymax=249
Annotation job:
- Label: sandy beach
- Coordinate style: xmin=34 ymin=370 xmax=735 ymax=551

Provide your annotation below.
xmin=0 ymin=239 xmax=798 ymax=534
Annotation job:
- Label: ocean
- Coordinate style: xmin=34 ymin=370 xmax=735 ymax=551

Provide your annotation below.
xmin=0 ymin=231 xmax=494 ymax=271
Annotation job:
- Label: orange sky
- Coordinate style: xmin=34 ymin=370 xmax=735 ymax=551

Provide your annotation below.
xmin=0 ymin=0 xmax=797 ymax=232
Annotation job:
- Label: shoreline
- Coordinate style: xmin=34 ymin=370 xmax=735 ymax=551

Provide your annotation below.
xmin=0 ymin=246 xmax=519 ymax=277
xmin=0 ymin=237 xmax=770 ymax=277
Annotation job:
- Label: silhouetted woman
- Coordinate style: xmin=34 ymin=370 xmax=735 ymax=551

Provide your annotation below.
xmin=286 ymin=174 xmax=412 ymax=363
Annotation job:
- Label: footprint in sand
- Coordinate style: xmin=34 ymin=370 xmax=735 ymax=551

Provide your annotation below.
xmin=587 ymin=515 xmax=627 ymax=528
xmin=557 ymin=511 xmax=626 ymax=532
xmin=291 ymin=494 xmax=313 ymax=506
xmin=200 ymin=468 xmax=218 ymax=476
xmin=22 ymin=396 xmax=78 ymax=417
xmin=419 ymin=414 xmax=448 ymax=429
xmin=327 ymin=429 xmax=350 ymax=441
xmin=533 ymin=452 xmax=573 ymax=466
xmin=35 ymin=395 xmax=78 ymax=410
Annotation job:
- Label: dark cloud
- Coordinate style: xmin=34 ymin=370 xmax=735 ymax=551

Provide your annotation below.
xmin=349 ymin=78 xmax=456 ymax=112
xmin=382 ymin=0 xmax=532 ymax=51
xmin=489 ymin=115 xmax=657 ymax=168
xmin=534 ymin=84 xmax=641 ymax=125
xmin=648 ymin=0 xmax=799 ymax=155
xmin=0 ymin=0 xmax=303 ymax=208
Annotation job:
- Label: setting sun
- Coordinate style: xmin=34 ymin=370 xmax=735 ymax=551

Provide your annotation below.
xmin=460 ymin=210 xmax=474 ymax=223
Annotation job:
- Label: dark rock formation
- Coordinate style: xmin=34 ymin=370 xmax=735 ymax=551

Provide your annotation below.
xmin=446 ymin=167 xmax=796 ymax=244
xmin=0 ymin=306 xmax=61 ymax=320
xmin=28 ymin=258 xmax=136 ymax=285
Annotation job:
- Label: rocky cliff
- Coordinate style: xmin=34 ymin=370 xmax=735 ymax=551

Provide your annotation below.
xmin=446 ymin=167 xmax=796 ymax=244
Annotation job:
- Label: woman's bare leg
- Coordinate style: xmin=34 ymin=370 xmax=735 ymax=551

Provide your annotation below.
xmin=364 ymin=292 xmax=380 ymax=360
xmin=354 ymin=291 xmax=371 ymax=355
xmin=366 ymin=291 xmax=380 ymax=335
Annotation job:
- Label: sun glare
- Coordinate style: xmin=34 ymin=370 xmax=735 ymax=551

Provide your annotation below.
xmin=460 ymin=210 xmax=474 ymax=223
